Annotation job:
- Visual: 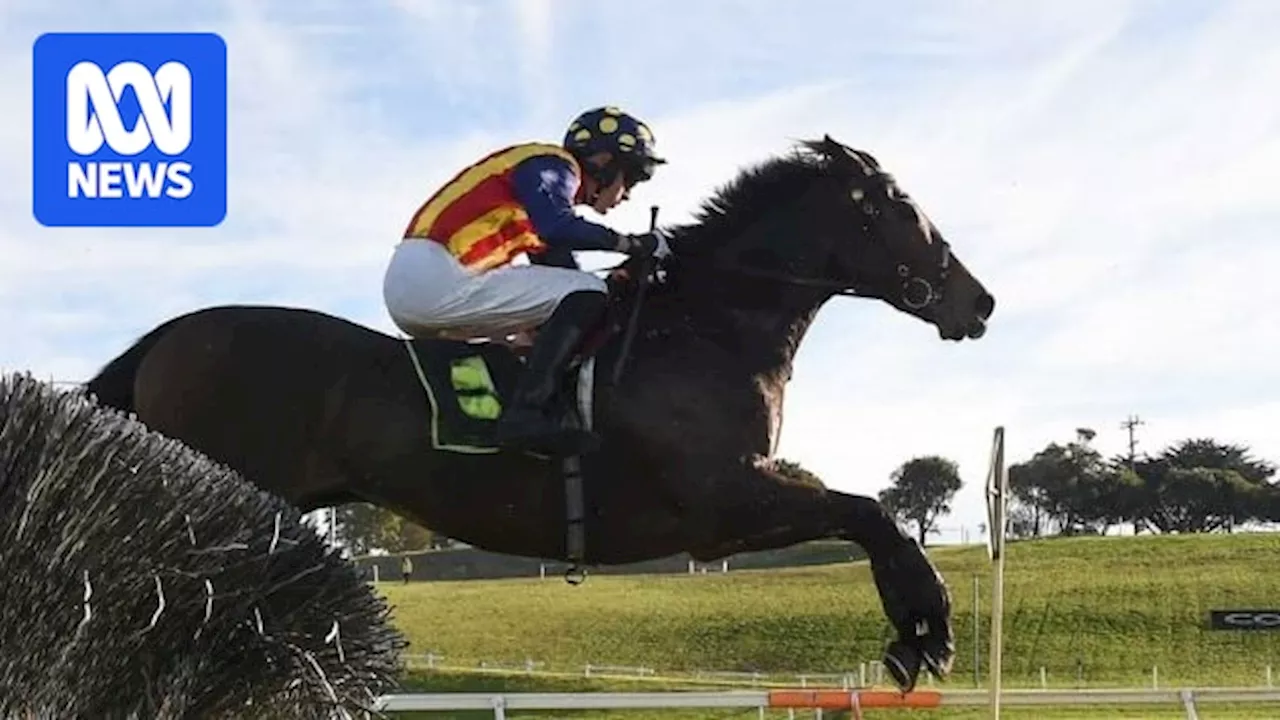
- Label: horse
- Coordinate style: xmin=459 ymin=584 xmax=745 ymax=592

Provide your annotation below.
xmin=84 ymin=135 xmax=995 ymax=692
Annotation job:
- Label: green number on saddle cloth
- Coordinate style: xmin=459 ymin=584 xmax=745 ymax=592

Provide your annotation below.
xmin=402 ymin=337 xmax=551 ymax=454
xmin=449 ymin=355 xmax=502 ymax=420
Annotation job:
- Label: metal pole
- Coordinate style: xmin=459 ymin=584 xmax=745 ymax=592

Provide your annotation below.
xmin=973 ymin=574 xmax=981 ymax=687
xmin=990 ymin=542 xmax=1005 ymax=719
xmin=989 ymin=427 xmax=1008 ymax=720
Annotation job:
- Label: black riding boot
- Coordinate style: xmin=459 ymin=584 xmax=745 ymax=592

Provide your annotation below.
xmin=494 ymin=290 xmax=607 ymax=457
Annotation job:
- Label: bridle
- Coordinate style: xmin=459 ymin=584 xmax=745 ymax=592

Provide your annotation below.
xmin=701 ymin=162 xmax=954 ymax=310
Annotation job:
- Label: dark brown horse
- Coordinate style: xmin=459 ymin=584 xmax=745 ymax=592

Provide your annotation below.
xmin=84 ymin=136 xmax=994 ymax=691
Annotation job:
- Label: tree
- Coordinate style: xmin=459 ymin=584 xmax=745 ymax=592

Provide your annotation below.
xmin=334 ymin=503 xmax=436 ymax=554
xmin=772 ymin=457 xmax=826 ymax=490
xmin=1159 ymin=438 xmax=1276 ymax=485
xmin=1009 ymin=434 xmax=1279 ymax=538
xmin=1007 ymin=465 xmax=1051 ymax=538
xmin=1005 ymin=500 xmax=1043 ymax=540
xmin=1128 ymin=439 xmax=1278 ymax=533
xmin=878 ymin=456 xmax=962 ymax=546
xmin=333 ymin=503 xmax=397 ymax=555
xmin=1008 ymin=441 xmax=1124 ymax=536
xmin=381 ymin=514 xmax=435 ymax=553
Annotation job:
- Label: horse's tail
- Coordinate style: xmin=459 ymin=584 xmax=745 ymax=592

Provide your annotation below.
xmin=84 ymin=315 xmax=188 ymax=414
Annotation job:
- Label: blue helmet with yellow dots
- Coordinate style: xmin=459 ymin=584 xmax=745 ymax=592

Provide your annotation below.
xmin=563 ymin=106 xmax=666 ymax=188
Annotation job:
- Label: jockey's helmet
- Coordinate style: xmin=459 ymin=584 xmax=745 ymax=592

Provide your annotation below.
xmin=563 ymin=106 xmax=666 ymax=188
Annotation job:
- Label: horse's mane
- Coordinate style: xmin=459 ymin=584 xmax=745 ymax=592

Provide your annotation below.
xmin=628 ymin=139 xmax=844 ymax=335
xmin=665 ymin=139 xmax=837 ymax=258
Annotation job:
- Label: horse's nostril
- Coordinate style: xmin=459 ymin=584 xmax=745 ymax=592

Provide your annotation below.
xmin=974 ymin=292 xmax=995 ymax=319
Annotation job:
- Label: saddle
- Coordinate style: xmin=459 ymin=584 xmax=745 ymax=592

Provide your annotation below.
xmin=401 ymin=255 xmax=656 ymax=455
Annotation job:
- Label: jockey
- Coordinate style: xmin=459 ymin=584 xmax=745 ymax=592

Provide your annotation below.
xmin=382 ymin=106 xmax=671 ymax=456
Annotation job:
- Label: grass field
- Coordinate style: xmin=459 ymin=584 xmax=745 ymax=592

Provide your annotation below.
xmin=373 ymin=532 xmax=1280 ymax=717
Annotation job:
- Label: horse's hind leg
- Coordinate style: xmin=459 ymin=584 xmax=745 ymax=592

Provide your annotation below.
xmin=683 ymin=460 xmax=954 ymax=693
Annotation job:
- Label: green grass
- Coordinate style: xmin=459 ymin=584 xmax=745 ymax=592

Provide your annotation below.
xmin=371 ymin=532 xmax=1280 ymax=717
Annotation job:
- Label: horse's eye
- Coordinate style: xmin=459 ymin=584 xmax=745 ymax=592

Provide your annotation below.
xmin=849 ymin=189 xmax=875 ymax=215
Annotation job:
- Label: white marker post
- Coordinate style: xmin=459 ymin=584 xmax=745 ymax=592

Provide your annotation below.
xmin=984 ymin=427 xmax=1009 ymax=720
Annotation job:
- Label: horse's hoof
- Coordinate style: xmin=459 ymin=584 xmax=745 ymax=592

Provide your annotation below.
xmin=921 ymin=645 xmax=951 ymax=680
xmin=883 ymin=640 xmax=921 ymax=692
xmin=915 ymin=623 xmax=955 ymax=681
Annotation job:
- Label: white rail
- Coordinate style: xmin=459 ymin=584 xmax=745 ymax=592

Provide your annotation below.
xmin=374 ymin=687 xmax=1280 ymax=717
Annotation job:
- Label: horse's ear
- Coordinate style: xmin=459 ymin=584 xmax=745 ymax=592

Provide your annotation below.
xmin=819 ymin=134 xmax=859 ymax=172
xmin=819 ymin=135 xmax=878 ymax=177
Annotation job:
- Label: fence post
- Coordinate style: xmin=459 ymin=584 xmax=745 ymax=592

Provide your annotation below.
xmin=1179 ymin=689 xmax=1199 ymax=720
xmin=973 ymin=574 xmax=981 ymax=687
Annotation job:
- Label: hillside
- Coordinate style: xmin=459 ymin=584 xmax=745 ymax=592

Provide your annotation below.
xmin=375 ymin=532 xmax=1280 ymax=689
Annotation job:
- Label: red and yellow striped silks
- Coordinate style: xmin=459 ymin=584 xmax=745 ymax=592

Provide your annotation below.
xmin=403 ymin=142 xmax=580 ymax=272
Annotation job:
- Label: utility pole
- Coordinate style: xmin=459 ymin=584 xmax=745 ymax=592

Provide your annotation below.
xmin=1120 ymin=414 xmax=1149 ymax=538
xmin=1121 ymin=414 xmax=1145 ymax=466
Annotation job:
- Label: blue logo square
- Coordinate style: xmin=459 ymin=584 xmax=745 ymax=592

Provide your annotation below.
xmin=32 ymin=32 xmax=227 ymax=227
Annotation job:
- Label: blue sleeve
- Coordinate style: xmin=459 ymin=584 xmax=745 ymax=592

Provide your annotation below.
xmin=510 ymin=154 xmax=622 ymax=253
xmin=528 ymin=245 xmax=580 ymax=269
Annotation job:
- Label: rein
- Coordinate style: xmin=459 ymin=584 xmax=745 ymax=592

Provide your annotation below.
xmin=709 ymin=249 xmax=951 ymax=310
xmin=610 ymin=205 xmax=660 ymax=385
xmin=597 ymin=160 xmax=955 ymax=383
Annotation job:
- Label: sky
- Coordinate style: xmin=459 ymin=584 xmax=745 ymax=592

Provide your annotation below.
xmin=1 ymin=0 xmax=1277 ymax=546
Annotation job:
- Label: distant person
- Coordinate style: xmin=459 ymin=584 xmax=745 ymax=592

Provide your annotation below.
xmin=401 ymin=555 xmax=413 ymax=584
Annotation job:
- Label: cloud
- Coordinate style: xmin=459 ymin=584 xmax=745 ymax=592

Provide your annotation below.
xmin=2 ymin=0 xmax=1277 ymax=545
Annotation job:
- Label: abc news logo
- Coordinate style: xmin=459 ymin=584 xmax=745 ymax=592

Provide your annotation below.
xmin=66 ymin=60 xmax=194 ymax=200
xmin=1208 ymin=610 xmax=1280 ymax=631
xmin=32 ymin=32 xmax=226 ymax=227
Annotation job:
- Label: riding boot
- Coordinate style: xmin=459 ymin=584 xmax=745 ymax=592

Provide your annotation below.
xmin=494 ymin=290 xmax=607 ymax=457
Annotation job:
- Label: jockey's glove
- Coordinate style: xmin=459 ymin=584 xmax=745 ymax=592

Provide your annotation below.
xmin=615 ymin=231 xmax=672 ymax=260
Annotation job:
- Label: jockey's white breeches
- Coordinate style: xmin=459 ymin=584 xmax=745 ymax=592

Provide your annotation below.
xmin=382 ymin=239 xmax=607 ymax=339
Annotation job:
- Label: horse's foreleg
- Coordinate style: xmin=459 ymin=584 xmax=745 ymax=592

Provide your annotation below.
xmin=683 ymin=460 xmax=954 ymax=692
xmin=683 ymin=459 xmax=911 ymax=560
xmin=827 ymin=491 xmax=956 ymax=692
